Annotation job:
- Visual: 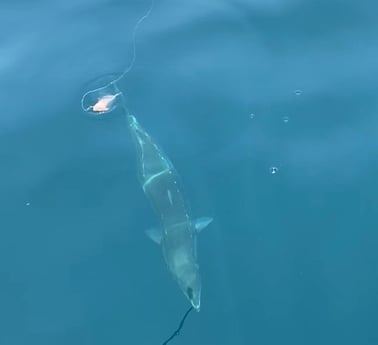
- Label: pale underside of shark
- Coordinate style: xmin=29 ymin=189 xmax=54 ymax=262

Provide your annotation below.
xmin=127 ymin=115 xmax=212 ymax=311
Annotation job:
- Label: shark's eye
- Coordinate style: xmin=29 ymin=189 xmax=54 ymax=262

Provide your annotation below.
xmin=187 ymin=287 xmax=193 ymax=300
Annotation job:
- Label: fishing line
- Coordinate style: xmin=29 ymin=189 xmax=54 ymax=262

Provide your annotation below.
xmin=80 ymin=0 xmax=155 ymax=116
xmin=161 ymin=306 xmax=194 ymax=345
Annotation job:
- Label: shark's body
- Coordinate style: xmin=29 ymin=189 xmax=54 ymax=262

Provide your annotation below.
xmin=128 ymin=115 xmax=212 ymax=311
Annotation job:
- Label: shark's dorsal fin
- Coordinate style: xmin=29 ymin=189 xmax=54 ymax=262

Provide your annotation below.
xmin=145 ymin=227 xmax=162 ymax=245
xmin=193 ymin=217 xmax=213 ymax=233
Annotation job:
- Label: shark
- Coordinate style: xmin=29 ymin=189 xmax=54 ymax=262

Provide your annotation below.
xmin=127 ymin=115 xmax=212 ymax=312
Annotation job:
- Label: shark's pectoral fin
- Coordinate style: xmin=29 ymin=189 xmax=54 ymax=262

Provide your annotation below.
xmin=193 ymin=217 xmax=213 ymax=233
xmin=146 ymin=217 xmax=212 ymax=244
xmin=145 ymin=227 xmax=162 ymax=245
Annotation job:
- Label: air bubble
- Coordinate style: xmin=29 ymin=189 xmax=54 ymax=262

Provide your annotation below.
xmin=249 ymin=113 xmax=255 ymax=119
xmin=270 ymin=166 xmax=278 ymax=174
xmin=282 ymin=116 xmax=289 ymax=123
xmin=294 ymin=89 xmax=302 ymax=96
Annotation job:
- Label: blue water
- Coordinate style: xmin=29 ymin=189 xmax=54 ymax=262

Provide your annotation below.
xmin=1 ymin=0 xmax=377 ymax=344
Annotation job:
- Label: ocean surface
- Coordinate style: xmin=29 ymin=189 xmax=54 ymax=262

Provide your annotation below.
xmin=1 ymin=0 xmax=377 ymax=344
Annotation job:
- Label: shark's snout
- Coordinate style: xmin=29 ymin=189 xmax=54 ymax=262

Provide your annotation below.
xmin=191 ymin=296 xmax=201 ymax=312
xmin=185 ymin=282 xmax=201 ymax=312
